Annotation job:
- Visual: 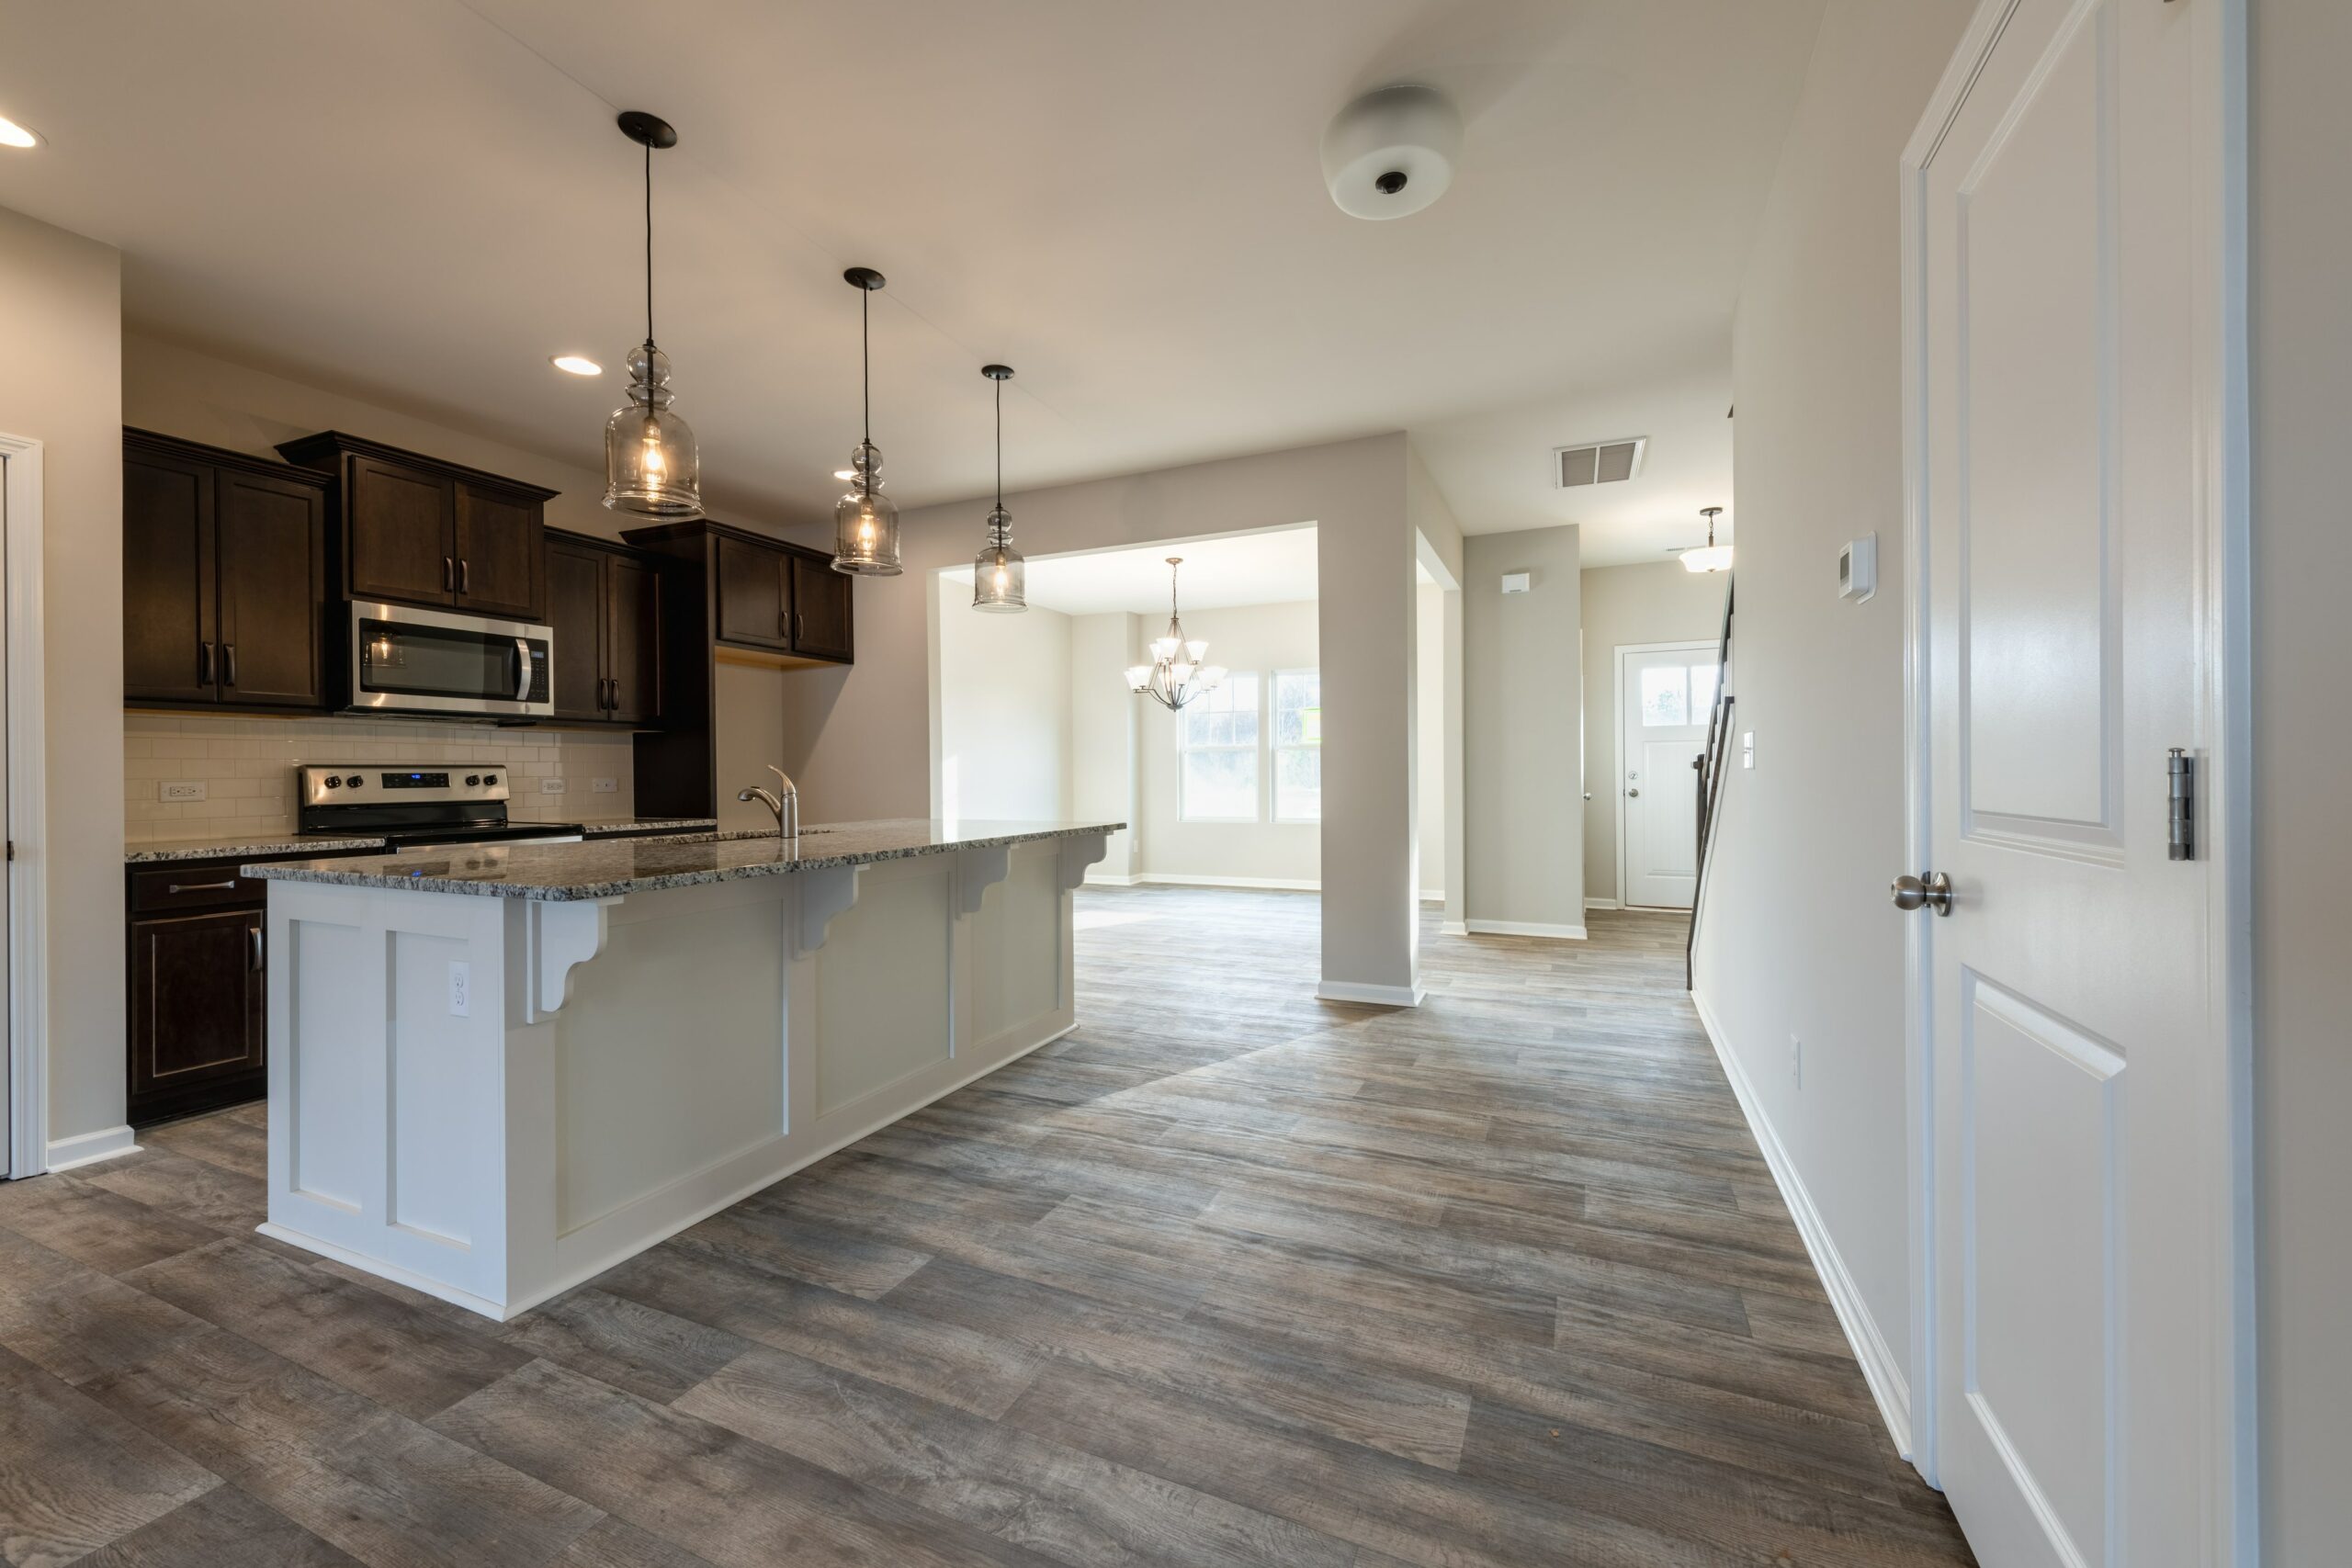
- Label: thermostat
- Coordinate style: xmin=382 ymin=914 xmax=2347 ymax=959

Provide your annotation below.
xmin=1838 ymin=535 xmax=1877 ymax=603
xmin=1500 ymin=571 xmax=1532 ymax=594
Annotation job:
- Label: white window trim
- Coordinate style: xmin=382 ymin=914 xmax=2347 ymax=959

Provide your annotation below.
xmin=1177 ymin=671 xmax=1262 ymax=823
xmin=1272 ymin=666 xmax=1322 ymax=824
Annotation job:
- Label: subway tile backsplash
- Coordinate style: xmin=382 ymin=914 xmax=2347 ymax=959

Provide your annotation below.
xmin=124 ymin=714 xmax=637 ymax=843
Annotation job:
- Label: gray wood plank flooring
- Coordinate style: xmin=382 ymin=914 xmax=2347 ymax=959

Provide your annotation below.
xmin=0 ymin=890 xmax=1974 ymax=1565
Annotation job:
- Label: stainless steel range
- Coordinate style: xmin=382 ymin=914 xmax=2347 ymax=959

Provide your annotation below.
xmin=295 ymin=764 xmax=583 ymax=850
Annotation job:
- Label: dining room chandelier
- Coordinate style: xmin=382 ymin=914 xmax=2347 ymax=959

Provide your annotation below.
xmin=1125 ymin=558 xmax=1227 ymax=710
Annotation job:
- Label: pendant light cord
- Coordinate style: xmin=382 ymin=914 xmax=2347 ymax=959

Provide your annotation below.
xmin=643 ymin=143 xmax=654 ymax=345
xmin=861 ymin=288 xmax=872 ymax=446
xmin=994 ymin=376 xmax=1004 ymax=511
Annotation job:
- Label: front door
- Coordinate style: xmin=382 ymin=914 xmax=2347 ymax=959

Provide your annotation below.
xmin=1619 ymin=644 xmax=1713 ymax=908
xmin=1909 ymin=0 xmax=2245 ymax=1561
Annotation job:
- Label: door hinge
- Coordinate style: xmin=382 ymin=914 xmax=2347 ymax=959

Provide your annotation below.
xmin=2167 ymin=747 xmax=2195 ymax=861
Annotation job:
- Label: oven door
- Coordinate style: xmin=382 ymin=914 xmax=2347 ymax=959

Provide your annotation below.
xmin=349 ymin=601 xmax=554 ymax=717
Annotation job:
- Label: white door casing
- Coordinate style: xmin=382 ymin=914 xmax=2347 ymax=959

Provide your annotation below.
xmin=1617 ymin=642 xmax=1715 ymax=909
xmin=0 ymin=434 xmax=42 ymax=1183
xmin=1902 ymin=1 xmax=2250 ymax=1565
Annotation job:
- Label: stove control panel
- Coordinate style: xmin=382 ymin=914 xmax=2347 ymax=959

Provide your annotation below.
xmin=298 ymin=765 xmax=513 ymax=808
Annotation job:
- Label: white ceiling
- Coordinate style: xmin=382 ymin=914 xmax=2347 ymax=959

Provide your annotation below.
xmin=944 ymin=527 xmax=1325 ymax=617
xmin=0 ymin=0 xmax=1819 ymax=547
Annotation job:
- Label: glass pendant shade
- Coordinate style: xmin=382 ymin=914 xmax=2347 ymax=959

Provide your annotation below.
xmin=604 ymin=342 xmax=703 ymax=518
xmin=973 ymin=507 xmax=1026 ymax=612
xmin=832 ymin=441 xmax=903 ymax=575
xmin=1125 ymin=665 xmax=1154 ymax=692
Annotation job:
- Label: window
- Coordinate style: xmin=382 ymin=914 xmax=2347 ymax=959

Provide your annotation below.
xmin=1179 ymin=672 xmax=1261 ymax=820
xmin=1272 ymin=669 xmax=1322 ymax=822
xmin=1640 ymin=660 xmax=1722 ymax=728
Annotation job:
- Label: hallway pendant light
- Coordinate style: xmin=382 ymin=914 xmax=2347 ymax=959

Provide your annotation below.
xmin=970 ymin=365 xmax=1025 ymax=612
xmin=602 ymin=111 xmax=704 ymax=520
xmin=1682 ymin=506 xmax=1733 ymax=573
xmin=1125 ymin=558 xmax=1227 ymax=710
xmin=831 ymin=267 xmax=903 ymax=575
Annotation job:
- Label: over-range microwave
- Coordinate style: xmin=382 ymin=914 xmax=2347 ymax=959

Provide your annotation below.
xmin=348 ymin=601 xmax=553 ymax=719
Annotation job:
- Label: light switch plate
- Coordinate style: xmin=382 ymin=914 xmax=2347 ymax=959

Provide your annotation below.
xmin=160 ymin=781 xmax=208 ymax=802
xmin=1741 ymin=731 xmax=1755 ymax=770
xmin=592 ymin=778 xmax=618 ymax=794
xmin=538 ymin=777 xmax=568 ymax=794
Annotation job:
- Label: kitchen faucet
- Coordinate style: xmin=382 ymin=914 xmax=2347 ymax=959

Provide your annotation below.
xmin=738 ymin=765 xmax=799 ymax=838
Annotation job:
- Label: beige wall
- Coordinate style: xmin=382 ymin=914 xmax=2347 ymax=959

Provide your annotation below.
xmin=1069 ymin=614 xmax=1140 ymax=878
xmin=1416 ymin=581 xmax=1445 ymax=899
xmin=776 ymin=433 xmax=1421 ymax=998
xmin=1580 ymin=561 xmax=1728 ymax=905
xmin=936 ymin=577 xmax=1072 ymax=820
xmin=1134 ymin=600 xmax=1320 ymax=886
xmin=2252 ymin=0 xmax=2352 ymax=1555
xmin=1462 ymin=525 xmax=1584 ymax=934
xmin=1690 ymin=0 xmax=1974 ymax=1438
xmin=0 ymin=207 xmax=126 ymax=1151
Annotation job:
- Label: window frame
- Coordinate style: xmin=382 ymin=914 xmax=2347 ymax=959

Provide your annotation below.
xmin=1176 ymin=671 xmax=1263 ymax=823
xmin=1271 ymin=666 xmax=1323 ymax=824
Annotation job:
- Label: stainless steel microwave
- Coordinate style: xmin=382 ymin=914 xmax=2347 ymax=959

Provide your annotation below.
xmin=348 ymin=601 xmax=553 ymax=719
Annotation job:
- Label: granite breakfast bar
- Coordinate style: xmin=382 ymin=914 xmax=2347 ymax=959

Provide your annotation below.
xmin=243 ymin=819 xmax=1117 ymax=1319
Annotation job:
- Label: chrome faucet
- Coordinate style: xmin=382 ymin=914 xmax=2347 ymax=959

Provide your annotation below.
xmin=737 ymin=765 xmax=799 ymax=838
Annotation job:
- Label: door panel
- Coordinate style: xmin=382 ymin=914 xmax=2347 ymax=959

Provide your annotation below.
xmin=122 ymin=446 xmax=217 ymax=704
xmin=605 ymin=554 xmax=664 ymax=725
xmin=454 ymin=483 xmax=543 ymax=621
xmin=786 ymin=550 xmax=854 ymax=661
xmin=129 ymin=908 xmax=266 ymax=1119
xmin=214 ymin=469 xmax=325 ymax=709
xmin=714 ymin=534 xmax=788 ymax=649
xmin=1619 ymin=647 xmax=1710 ymax=908
xmin=346 ymin=457 xmax=454 ymax=606
xmin=545 ymin=537 xmax=607 ymax=724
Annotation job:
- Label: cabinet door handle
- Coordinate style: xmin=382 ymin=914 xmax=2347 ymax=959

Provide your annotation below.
xmin=795 ymin=612 xmax=804 ymax=644
xmin=443 ymin=556 xmax=455 ymax=592
xmin=222 ymin=644 xmax=237 ymax=687
xmin=606 ymin=677 xmax=619 ymax=712
xmin=198 ymin=641 xmax=214 ymax=686
xmin=458 ymin=558 xmax=470 ymax=594
xmin=165 ymin=878 xmax=240 ymax=896
xmin=250 ymin=922 xmax=265 ymax=973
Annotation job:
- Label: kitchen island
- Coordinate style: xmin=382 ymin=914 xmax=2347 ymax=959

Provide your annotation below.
xmin=243 ymin=818 xmax=1117 ymax=1319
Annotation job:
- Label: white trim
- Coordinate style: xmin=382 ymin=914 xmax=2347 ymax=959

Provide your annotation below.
xmin=1691 ymin=987 xmax=1912 ymax=1457
xmin=1610 ymin=637 xmax=1719 ymax=914
xmin=0 ymin=434 xmax=48 ymax=1182
xmin=1438 ymin=919 xmax=1468 ymax=937
xmin=1122 ymin=873 xmax=1319 ymax=892
xmin=1464 ymin=919 xmax=1588 ymax=941
xmin=1584 ymin=897 xmax=1622 ymax=912
xmin=45 ymin=1124 xmax=137 ymax=1174
xmin=1419 ymin=889 xmax=1443 ymax=904
xmin=1082 ymin=872 xmax=1139 ymax=887
xmin=1314 ymin=979 xmax=1425 ymax=1008
xmin=1895 ymin=0 xmax=2253 ymax=1540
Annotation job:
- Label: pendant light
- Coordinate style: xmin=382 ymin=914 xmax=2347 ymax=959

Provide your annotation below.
xmin=971 ymin=364 xmax=1025 ymax=612
xmin=1682 ymin=506 xmax=1733 ymax=573
xmin=1125 ymin=558 xmax=1227 ymax=710
xmin=831 ymin=267 xmax=903 ymax=575
xmin=602 ymin=111 xmax=703 ymax=520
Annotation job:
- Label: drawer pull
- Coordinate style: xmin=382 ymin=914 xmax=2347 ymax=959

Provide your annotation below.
xmin=250 ymin=923 xmax=264 ymax=973
xmin=164 ymin=878 xmax=240 ymax=896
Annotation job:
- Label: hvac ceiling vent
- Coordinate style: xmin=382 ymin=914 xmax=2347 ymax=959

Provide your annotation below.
xmin=1554 ymin=437 xmax=1647 ymax=489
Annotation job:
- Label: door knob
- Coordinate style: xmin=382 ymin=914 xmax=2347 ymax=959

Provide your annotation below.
xmin=1626 ymin=787 xmax=1640 ymax=797
xmin=1890 ymin=871 xmax=1953 ymax=916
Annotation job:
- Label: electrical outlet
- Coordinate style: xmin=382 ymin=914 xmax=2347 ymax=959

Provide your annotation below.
xmin=538 ymin=777 xmax=568 ymax=795
xmin=592 ymin=777 xmax=618 ymax=794
xmin=1789 ymin=1033 xmax=1804 ymax=1089
xmin=447 ymin=961 xmax=470 ymax=1018
xmin=160 ymin=781 xmax=208 ymax=802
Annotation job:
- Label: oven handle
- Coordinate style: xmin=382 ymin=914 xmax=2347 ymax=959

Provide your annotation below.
xmin=512 ymin=638 xmax=533 ymax=704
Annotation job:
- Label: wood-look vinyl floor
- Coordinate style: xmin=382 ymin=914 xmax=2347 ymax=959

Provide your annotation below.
xmin=0 ymin=890 xmax=1975 ymax=1567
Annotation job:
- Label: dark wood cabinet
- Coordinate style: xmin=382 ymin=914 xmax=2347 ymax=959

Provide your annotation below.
xmin=129 ymin=907 xmax=264 ymax=1123
xmin=124 ymin=430 xmax=327 ymax=712
xmin=544 ymin=529 xmax=666 ymax=727
xmin=788 ymin=550 xmax=855 ymax=662
xmin=714 ymin=533 xmax=792 ymax=650
xmin=278 ymin=431 xmax=555 ymax=623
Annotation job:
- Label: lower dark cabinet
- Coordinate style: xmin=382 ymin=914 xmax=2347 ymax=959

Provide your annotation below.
xmin=128 ymin=905 xmax=265 ymax=1126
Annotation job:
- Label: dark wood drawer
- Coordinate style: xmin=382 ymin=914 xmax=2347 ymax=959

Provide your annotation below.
xmin=129 ymin=863 xmax=268 ymax=914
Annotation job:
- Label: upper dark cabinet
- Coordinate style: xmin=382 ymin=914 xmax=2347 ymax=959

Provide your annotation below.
xmin=714 ymin=533 xmax=791 ymax=651
xmin=124 ymin=429 xmax=328 ymax=712
xmin=787 ymin=550 xmax=854 ymax=663
xmin=624 ymin=521 xmax=854 ymax=667
xmin=277 ymin=431 xmax=556 ymax=623
xmin=544 ymin=530 xmax=667 ymax=728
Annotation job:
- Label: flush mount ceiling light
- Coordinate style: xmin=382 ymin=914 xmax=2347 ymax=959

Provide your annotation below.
xmin=1682 ymin=506 xmax=1733 ymax=574
xmin=970 ymin=365 xmax=1025 ymax=613
xmin=550 ymin=354 xmax=602 ymax=377
xmin=1320 ymin=84 xmax=1461 ymax=220
xmin=0 ymin=115 xmax=40 ymax=150
xmin=602 ymin=110 xmax=704 ymax=520
xmin=831 ymin=266 xmax=903 ymax=575
xmin=1126 ymin=558 xmax=1227 ymax=710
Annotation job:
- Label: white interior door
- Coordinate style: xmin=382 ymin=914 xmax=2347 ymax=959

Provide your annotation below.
xmin=1910 ymin=0 xmax=2243 ymax=1561
xmin=1618 ymin=645 xmax=1713 ymax=909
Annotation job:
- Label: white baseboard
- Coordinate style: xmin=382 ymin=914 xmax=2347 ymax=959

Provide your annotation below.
xmin=1464 ymin=919 xmax=1589 ymax=941
xmin=1419 ymin=890 xmax=1445 ymax=904
xmin=1316 ymin=979 xmax=1427 ymax=1008
xmin=1690 ymin=987 xmax=1914 ymax=1459
xmin=1438 ymin=919 xmax=1468 ymax=937
xmin=1585 ymin=897 xmax=1623 ymax=912
xmin=46 ymin=1123 xmax=139 ymax=1174
xmin=1133 ymin=874 xmax=1319 ymax=892
xmin=1082 ymin=872 xmax=1139 ymax=886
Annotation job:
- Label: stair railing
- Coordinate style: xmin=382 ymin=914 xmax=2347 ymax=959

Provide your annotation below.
xmin=1687 ymin=577 xmax=1735 ymax=989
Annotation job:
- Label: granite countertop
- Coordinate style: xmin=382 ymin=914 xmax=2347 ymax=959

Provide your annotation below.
xmin=126 ymin=817 xmax=719 ymax=864
xmin=242 ymin=819 xmax=1126 ymax=902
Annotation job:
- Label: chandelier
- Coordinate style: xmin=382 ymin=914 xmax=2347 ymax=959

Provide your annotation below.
xmin=1125 ymin=558 xmax=1227 ymax=710
xmin=1682 ymin=506 xmax=1732 ymax=573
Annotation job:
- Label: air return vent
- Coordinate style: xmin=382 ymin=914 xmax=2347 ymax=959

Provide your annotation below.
xmin=1554 ymin=437 xmax=1647 ymax=489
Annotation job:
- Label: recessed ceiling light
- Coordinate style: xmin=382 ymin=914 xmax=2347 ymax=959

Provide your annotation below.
xmin=549 ymin=354 xmax=602 ymax=377
xmin=0 ymin=116 xmax=41 ymax=150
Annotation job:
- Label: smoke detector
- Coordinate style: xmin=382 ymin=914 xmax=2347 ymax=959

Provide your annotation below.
xmin=1321 ymin=85 xmax=1463 ymax=220
xmin=1553 ymin=437 xmax=1647 ymax=489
